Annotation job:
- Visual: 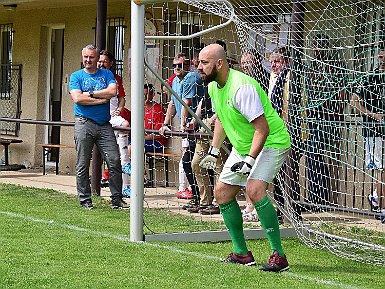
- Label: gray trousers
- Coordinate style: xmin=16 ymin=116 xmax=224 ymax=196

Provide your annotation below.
xmin=74 ymin=117 xmax=122 ymax=202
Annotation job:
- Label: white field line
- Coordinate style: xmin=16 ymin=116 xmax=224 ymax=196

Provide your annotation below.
xmin=0 ymin=210 xmax=368 ymax=289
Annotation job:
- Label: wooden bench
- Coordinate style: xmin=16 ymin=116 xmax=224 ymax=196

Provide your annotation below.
xmin=145 ymin=151 xmax=181 ymax=187
xmin=38 ymin=144 xmax=75 ymax=175
xmin=0 ymin=138 xmax=24 ymax=171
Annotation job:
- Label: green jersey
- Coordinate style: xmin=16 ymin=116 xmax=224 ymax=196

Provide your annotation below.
xmin=208 ymin=69 xmax=291 ymax=155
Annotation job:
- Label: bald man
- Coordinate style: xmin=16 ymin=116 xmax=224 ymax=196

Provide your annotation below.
xmin=198 ymin=44 xmax=291 ymax=272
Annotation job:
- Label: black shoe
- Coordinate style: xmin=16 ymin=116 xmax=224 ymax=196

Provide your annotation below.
xmin=111 ymin=198 xmax=127 ymax=209
xmin=187 ymin=205 xmax=201 ymax=213
xmin=200 ymin=205 xmax=221 ymax=215
xmin=100 ymin=178 xmax=109 ymax=188
xmin=182 ymin=198 xmax=200 ymax=210
xmin=80 ymin=200 xmax=94 ymax=210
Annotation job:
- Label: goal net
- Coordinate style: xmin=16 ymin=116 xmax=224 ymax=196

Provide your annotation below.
xmin=140 ymin=0 xmax=385 ymax=266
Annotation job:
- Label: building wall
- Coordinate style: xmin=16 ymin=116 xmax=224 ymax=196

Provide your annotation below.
xmin=0 ymin=2 xmax=131 ymax=173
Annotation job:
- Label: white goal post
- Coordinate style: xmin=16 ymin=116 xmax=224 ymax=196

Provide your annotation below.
xmin=130 ymin=0 xmax=235 ymax=242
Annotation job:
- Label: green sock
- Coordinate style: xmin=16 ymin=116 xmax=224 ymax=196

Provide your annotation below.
xmin=254 ymin=196 xmax=285 ymax=256
xmin=219 ymin=199 xmax=248 ymax=255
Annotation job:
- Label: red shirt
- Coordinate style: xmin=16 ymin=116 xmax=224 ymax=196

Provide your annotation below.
xmin=114 ymin=73 xmax=126 ymax=97
xmin=144 ymin=102 xmax=166 ymax=146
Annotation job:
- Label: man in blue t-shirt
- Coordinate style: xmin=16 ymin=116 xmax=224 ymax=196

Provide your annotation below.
xmin=69 ymin=44 xmax=124 ymax=210
xmin=159 ymin=53 xmax=204 ymax=205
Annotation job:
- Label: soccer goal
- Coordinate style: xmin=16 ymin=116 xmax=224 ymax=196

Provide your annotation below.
xmin=131 ymin=0 xmax=385 ymax=266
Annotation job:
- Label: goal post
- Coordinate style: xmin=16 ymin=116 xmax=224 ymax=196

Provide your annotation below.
xmin=130 ymin=0 xmax=234 ymax=242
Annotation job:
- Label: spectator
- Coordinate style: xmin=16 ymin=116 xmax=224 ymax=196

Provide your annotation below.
xmin=198 ymin=44 xmax=291 ymax=271
xmin=122 ymin=84 xmax=166 ymax=190
xmin=351 ymin=49 xmax=385 ymax=224
xmin=159 ymin=53 xmax=204 ymax=208
xmin=267 ymin=46 xmax=291 ymax=224
xmin=187 ymin=91 xmax=220 ymax=214
xmin=127 ymin=83 xmax=166 ymax=156
xmin=305 ymin=34 xmax=346 ymax=208
xmin=162 ymin=74 xmax=192 ymax=196
xmin=69 ymin=44 xmax=124 ymax=209
xmin=97 ymin=50 xmax=131 ymax=197
xmin=240 ymin=48 xmax=270 ymax=92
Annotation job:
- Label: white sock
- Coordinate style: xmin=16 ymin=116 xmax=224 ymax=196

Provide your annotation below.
xmin=117 ymin=133 xmax=129 ymax=165
xmin=117 ymin=133 xmax=130 ymax=189
xmin=178 ymin=158 xmax=187 ymax=192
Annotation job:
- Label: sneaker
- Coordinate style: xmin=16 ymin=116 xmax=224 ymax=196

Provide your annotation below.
xmin=222 ymin=251 xmax=256 ymax=266
xmin=242 ymin=208 xmax=258 ymax=222
xmin=111 ymin=198 xmax=127 ymax=209
xmin=122 ymin=186 xmax=131 ymax=198
xmin=101 ymin=178 xmax=109 ymax=188
xmin=182 ymin=198 xmax=200 ymax=210
xmin=80 ymin=200 xmax=94 ymax=210
xmin=200 ymin=205 xmax=220 ymax=215
xmin=259 ymin=251 xmax=289 ymax=272
xmin=381 ymin=215 xmax=385 ymax=224
xmin=187 ymin=205 xmax=202 ymax=213
xmin=122 ymin=162 xmax=131 ymax=175
xmin=368 ymin=194 xmax=379 ymax=212
xmin=177 ymin=189 xmax=193 ymax=199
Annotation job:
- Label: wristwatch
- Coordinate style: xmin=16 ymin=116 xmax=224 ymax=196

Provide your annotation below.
xmin=89 ymin=90 xmax=94 ymax=98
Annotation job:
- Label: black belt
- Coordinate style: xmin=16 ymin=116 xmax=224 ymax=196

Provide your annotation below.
xmin=75 ymin=116 xmax=98 ymax=124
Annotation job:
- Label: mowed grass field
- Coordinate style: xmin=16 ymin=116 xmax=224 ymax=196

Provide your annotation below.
xmin=0 ymin=183 xmax=383 ymax=289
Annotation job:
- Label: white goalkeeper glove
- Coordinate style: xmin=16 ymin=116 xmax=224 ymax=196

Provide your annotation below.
xmin=230 ymin=155 xmax=256 ymax=176
xmin=199 ymin=146 xmax=220 ymax=170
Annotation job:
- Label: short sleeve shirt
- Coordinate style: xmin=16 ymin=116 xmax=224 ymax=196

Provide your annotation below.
xmin=69 ymin=68 xmax=116 ymax=125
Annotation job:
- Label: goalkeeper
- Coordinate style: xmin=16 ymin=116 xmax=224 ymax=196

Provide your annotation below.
xmin=198 ymin=43 xmax=291 ymax=272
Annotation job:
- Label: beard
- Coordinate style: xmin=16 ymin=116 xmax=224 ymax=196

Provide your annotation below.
xmin=200 ymin=66 xmax=218 ymax=84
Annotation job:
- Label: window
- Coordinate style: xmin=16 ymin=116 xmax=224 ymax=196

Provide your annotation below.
xmin=0 ymin=23 xmax=13 ymax=96
xmin=106 ymin=18 xmax=126 ymax=80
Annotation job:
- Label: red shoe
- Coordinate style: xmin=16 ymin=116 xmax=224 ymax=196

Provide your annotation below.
xmin=259 ymin=251 xmax=289 ymax=272
xmin=222 ymin=251 xmax=256 ymax=266
xmin=177 ymin=189 xmax=193 ymax=199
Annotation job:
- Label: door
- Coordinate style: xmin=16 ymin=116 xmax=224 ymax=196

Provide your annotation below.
xmin=45 ymin=27 xmax=64 ymax=163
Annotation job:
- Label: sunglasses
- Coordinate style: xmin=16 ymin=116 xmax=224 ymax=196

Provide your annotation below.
xmin=173 ymin=63 xmax=183 ymax=69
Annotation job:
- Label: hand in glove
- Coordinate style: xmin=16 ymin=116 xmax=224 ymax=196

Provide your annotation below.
xmin=230 ymin=155 xmax=256 ymax=176
xmin=199 ymin=146 xmax=220 ymax=170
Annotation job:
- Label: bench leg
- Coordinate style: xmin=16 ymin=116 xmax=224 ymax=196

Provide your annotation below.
xmin=55 ymin=152 xmax=59 ymax=175
xmin=165 ymin=156 xmax=169 ymax=187
xmin=42 ymin=148 xmax=46 ymax=175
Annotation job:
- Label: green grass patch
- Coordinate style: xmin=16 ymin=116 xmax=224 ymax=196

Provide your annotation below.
xmin=0 ymin=183 xmax=383 ymax=289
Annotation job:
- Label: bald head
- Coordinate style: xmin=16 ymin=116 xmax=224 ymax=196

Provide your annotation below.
xmin=198 ymin=43 xmax=229 ymax=85
xmin=200 ymin=44 xmax=227 ymax=63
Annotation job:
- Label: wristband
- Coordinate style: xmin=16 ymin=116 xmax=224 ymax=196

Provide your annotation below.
xmin=208 ymin=146 xmax=220 ymax=157
xmin=245 ymin=154 xmax=256 ymax=166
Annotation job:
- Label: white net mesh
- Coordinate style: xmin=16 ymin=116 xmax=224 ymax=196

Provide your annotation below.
xmin=141 ymin=0 xmax=385 ymax=266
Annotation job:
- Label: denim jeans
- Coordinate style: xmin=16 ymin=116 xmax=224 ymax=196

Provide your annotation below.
xmin=74 ymin=117 xmax=122 ymax=202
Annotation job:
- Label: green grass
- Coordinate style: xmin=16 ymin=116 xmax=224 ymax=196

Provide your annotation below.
xmin=0 ymin=183 xmax=383 ymax=289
